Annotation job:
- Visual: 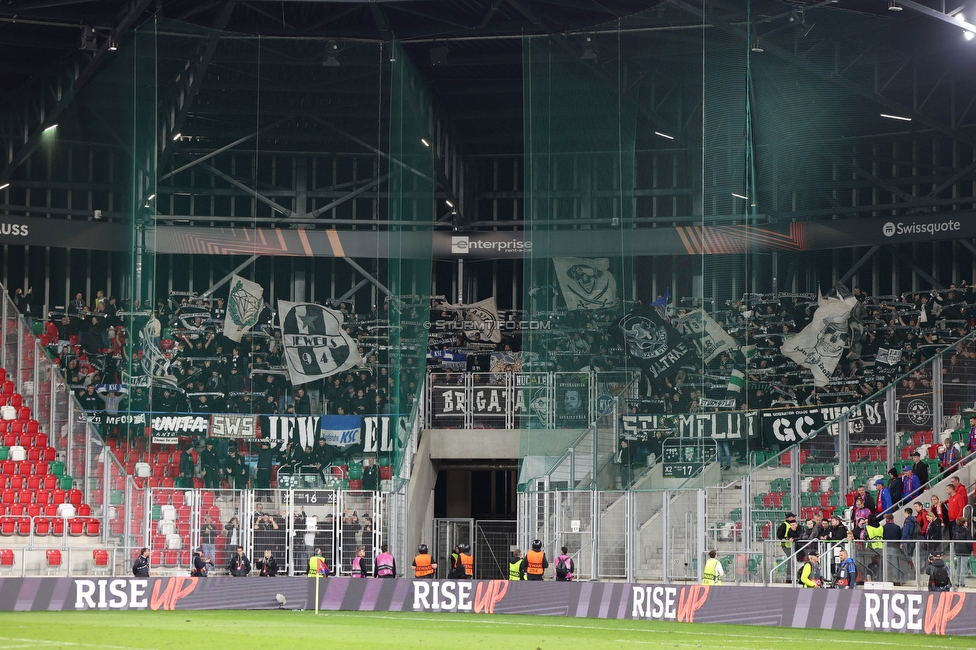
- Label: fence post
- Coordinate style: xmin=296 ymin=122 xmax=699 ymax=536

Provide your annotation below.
xmin=885 ymin=386 xmax=897 ymax=466
xmin=662 ymin=489 xmax=670 ymax=584
xmin=932 ymin=355 xmax=943 ymax=435
xmin=839 ymin=417 xmax=850 ymax=505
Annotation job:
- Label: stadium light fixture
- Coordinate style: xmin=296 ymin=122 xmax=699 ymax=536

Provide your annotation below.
xmin=751 ymin=39 xmax=764 ymax=53
xmin=445 ymin=200 xmax=454 ymax=208
xmin=0 ymin=183 xmax=8 ymax=191
xmin=955 ymin=13 xmax=976 ymax=41
xmin=421 ymin=139 xmax=430 ymax=148
xmin=654 ymin=131 xmax=674 ymax=140
xmin=731 ymin=193 xmax=749 ymax=200
xmin=172 ymin=133 xmax=181 ymax=141
xmin=147 ymin=194 xmax=155 ymax=201
xmin=888 ymin=1 xmax=903 ymax=11
xmin=43 ymin=124 xmax=57 ymax=133
xmin=108 ymin=31 xmax=118 ymax=51
xmin=880 ymin=113 xmax=912 ymax=122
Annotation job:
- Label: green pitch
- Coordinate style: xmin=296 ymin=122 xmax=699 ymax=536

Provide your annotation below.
xmin=0 ymin=610 xmax=972 ymax=649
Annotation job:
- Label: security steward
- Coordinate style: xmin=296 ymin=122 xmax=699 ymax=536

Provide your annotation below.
xmin=308 ymin=547 xmax=329 ymax=577
xmin=524 ymin=539 xmax=548 ymax=581
xmin=702 ymin=549 xmax=723 ymax=585
xmin=508 ymin=548 xmax=526 ymax=580
xmin=412 ymin=544 xmax=437 ymax=579
xmin=459 ymin=543 xmax=474 ymax=578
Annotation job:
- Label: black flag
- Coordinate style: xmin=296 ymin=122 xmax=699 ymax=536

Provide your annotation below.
xmin=612 ymin=303 xmax=699 ymax=390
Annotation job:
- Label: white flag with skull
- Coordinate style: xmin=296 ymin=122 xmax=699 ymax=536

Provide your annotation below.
xmin=223 ymin=275 xmax=264 ymax=342
xmin=553 ymin=258 xmax=617 ymax=310
xmin=278 ymin=301 xmax=364 ymax=385
xmin=440 ymin=297 xmax=502 ymax=343
xmin=781 ymin=293 xmax=858 ymax=387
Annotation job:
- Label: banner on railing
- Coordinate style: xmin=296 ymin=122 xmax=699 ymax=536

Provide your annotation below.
xmin=150 ymin=415 xmax=209 ymax=444
xmin=621 ymin=412 xmax=760 ymax=440
xmin=760 ymin=399 xmax=888 ymax=449
xmin=210 ymin=414 xmax=258 ymax=440
xmin=88 ymin=412 xmax=148 ymax=427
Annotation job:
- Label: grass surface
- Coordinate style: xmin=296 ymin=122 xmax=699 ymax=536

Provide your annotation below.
xmin=0 ymin=610 xmax=973 ymax=649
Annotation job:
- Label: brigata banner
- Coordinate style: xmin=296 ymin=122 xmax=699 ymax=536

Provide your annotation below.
xmin=1 ymin=578 xmax=973 ymax=635
xmin=209 ymin=414 xmax=258 ymax=440
xmin=150 ymin=415 xmax=209 ymax=445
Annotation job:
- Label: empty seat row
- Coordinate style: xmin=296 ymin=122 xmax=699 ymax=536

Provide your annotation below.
xmin=0 ymin=515 xmax=101 ymax=536
xmin=1 ymin=487 xmax=82 ymax=506
xmin=0 ymin=502 xmax=89 ymax=517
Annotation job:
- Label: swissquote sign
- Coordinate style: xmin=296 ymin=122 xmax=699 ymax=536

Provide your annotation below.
xmin=0 ymin=578 xmax=970 ymax=636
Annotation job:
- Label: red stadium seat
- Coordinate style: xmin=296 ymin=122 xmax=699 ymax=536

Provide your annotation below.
xmin=50 ymin=518 xmax=64 ymax=536
xmin=0 ymin=516 xmax=14 ymax=535
xmin=14 ymin=516 xmax=30 ymax=536
xmin=92 ymin=549 xmax=109 ymax=574
xmin=45 ymin=549 xmax=62 ymax=574
xmin=34 ymin=517 xmax=50 ymax=535
xmin=85 ymin=518 xmax=101 ymax=536
xmin=77 ymin=503 xmax=91 ymax=517
xmin=67 ymin=518 xmax=84 ymax=536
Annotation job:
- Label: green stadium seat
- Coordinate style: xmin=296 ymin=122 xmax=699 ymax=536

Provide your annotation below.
xmin=0 ymin=446 xmax=7 ymax=461
xmin=48 ymin=461 xmax=64 ymax=476
xmin=59 ymin=476 xmax=73 ymax=489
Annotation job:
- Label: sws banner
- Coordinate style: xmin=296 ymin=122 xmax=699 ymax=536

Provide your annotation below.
xmin=760 ymin=399 xmax=888 ymax=449
xmin=2 ymin=578 xmax=974 ymax=635
xmin=209 ymin=414 xmax=257 ymax=440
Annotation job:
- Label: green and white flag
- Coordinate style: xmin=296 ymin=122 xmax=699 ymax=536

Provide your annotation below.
xmin=726 ymin=369 xmax=746 ymax=395
xmin=224 ymin=275 xmax=264 ymax=342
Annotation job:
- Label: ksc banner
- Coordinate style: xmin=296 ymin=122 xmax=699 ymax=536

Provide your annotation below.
xmin=320 ymin=415 xmax=362 ymax=448
xmin=260 ymin=414 xmax=405 ymax=454
xmin=761 ymin=399 xmax=887 ymax=449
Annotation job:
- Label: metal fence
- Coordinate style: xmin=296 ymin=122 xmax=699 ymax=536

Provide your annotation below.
xmin=142 ymin=487 xmax=406 ymax=578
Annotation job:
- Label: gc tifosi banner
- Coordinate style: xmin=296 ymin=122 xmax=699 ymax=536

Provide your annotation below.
xmin=781 ymin=293 xmax=858 ymax=387
xmin=224 ymin=275 xmax=264 ymax=342
xmin=150 ymin=415 xmax=209 ymax=445
xmin=3 ymin=577 xmax=975 ymax=636
xmin=209 ymin=414 xmax=258 ymax=439
xmin=552 ymin=257 xmax=617 ymax=310
xmin=278 ymin=301 xmax=363 ymax=384
xmin=761 ymin=399 xmax=888 ymax=449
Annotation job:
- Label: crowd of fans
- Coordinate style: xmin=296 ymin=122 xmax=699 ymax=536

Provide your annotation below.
xmin=10 ymin=281 xmax=976 ymax=421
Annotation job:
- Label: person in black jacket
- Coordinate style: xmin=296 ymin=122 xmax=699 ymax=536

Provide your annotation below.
xmin=911 ymin=451 xmax=930 ymax=489
xmin=952 ymin=517 xmax=972 ymax=587
xmin=200 ymin=440 xmax=222 ymax=489
xmin=255 ymin=549 xmax=278 ymax=577
xmin=227 ymin=546 xmax=251 ymax=577
xmin=887 ymin=468 xmax=904 ymax=508
xmin=132 ymin=547 xmax=151 ymax=577
xmin=191 ymin=548 xmax=209 ymax=577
